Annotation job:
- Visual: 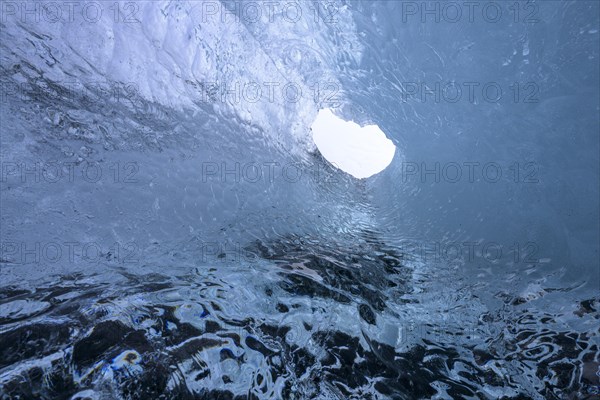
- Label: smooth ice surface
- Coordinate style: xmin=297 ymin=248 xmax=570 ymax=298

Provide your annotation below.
xmin=311 ymin=108 xmax=396 ymax=179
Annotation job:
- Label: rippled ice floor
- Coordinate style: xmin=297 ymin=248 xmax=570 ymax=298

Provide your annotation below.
xmin=1 ymin=233 xmax=598 ymax=399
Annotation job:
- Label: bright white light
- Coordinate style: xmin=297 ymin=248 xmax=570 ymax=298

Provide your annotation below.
xmin=310 ymin=108 xmax=396 ymax=179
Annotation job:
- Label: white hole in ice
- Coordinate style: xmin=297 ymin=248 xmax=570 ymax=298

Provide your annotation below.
xmin=310 ymin=108 xmax=396 ymax=179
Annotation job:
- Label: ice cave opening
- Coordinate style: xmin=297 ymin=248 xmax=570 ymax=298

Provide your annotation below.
xmin=310 ymin=108 xmax=396 ymax=179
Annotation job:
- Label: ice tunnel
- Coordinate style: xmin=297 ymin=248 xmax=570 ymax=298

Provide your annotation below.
xmin=0 ymin=1 xmax=599 ymax=398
